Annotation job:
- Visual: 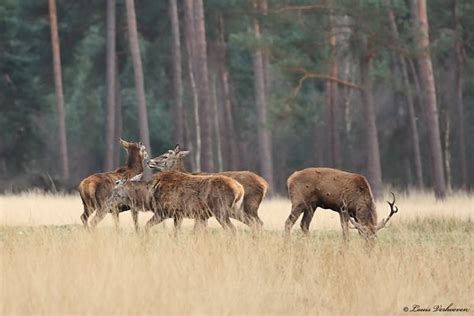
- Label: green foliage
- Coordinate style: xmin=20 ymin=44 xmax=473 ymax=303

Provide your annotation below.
xmin=0 ymin=0 xmax=473 ymax=191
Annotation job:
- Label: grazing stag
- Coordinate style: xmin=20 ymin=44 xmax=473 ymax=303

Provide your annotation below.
xmin=285 ymin=167 xmax=398 ymax=240
xmin=146 ymin=171 xmax=245 ymax=233
xmin=78 ymin=139 xmax=148 ymax=230
xmin=147 ymin=145 xmax=268 ymax=229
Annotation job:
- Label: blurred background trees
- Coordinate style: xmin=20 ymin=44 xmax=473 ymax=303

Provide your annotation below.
xmin=0 ymin=0 xmax=473 ymax=196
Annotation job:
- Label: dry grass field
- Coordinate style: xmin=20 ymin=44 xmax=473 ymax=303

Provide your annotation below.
xmin=0 ymin=191 xmax=473 ymax=315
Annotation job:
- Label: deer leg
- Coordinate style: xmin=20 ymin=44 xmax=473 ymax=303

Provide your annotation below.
xmin=131 ymin=209 xmax=139 ymax=233
xmin=173 ymin=216 xmax=183 ymax=237
xmin=223 ymin=216 xmax=236 ymax=234
xmin=145 ymin=212 xmax=165 ymax=232
xmin=89 ymin=208 xmax=107 ymax=230
xmin=230 ymin=210 xmax=251 ymax=227
xmin=285 ymin=203 xmax=305 ymax=234
xmin=245 ymin=215 xmax=263 ymax=233
xmin=214 ymin=208 xmax=236 ymax=234
xmin=111 ymin=208 xmax=120 ymax=231
xmin=339 ymin=211 xmax=350 ymax=241
xmin=80 ymin=205 xmax=92 ymax=230
xmin=242 ymin=199 xmax=264 ymax=231
xmin=300 ymin=207 xmax=315 ymax=235
xmin=251 ymin=215 xmax=264 ymax=230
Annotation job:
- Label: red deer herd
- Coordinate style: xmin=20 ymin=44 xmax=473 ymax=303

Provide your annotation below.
xmin=79 ymin=140 xmax=398 ymax=241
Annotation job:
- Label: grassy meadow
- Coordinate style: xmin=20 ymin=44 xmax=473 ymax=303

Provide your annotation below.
xmin=0 ymin=191 xmax=473 ymax=315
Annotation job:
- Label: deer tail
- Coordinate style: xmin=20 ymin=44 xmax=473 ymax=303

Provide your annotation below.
xmin=233 ymin=182 xmax=244 ymax=214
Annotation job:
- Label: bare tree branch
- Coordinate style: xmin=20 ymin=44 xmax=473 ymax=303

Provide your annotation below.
xmin=287 ymin=67 xmax=362 ymax=96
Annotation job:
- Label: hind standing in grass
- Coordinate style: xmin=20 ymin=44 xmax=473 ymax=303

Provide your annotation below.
xmin=147 ymin=144 xmax=268 ymax=230
xmin=78 ymin=139 xmax=148 ymax=230
xmin=145 ymin=170 xmax=245 ymax=233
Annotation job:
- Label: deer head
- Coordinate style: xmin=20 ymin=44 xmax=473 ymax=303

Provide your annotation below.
xmin=342 ymin=192 xmax=399 ymax=240
xmin=119 ymin=139 xmax=149 ymax=170
xmin=109 ymin=173 xmax=144 ymax=207
xmin=147 ymin=144 xmax=190 ymax=171
xmin=109 ymin=177 xmax=128 ymax=208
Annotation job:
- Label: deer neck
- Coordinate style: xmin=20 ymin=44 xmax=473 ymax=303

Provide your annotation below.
xmin=175 ymin=158 xmax=188 ymax=173
xmin=126 ymin=149 xmax=144 ymax=174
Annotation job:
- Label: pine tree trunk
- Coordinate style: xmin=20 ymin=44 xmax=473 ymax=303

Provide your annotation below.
xmin=443 ymin=113 xmax=452 ymax=192
xmin=414 ymin=0 xmax=447 ymax=199
xmin=341 ymin=52 xmax=355 ymax=139
xmin=324 ymin=79 xmax=333 ymax=166
xmin=169 ymin=0 xmax=184 ymax=146
xmin=104 ymin=0 xmax=116 ymax=171
xmin=186 ymin=37 xmax=201 ymax=171
xmin=314 ymin=120 xmax=326 ymax=167
xmin=402 ymin=55 xmax=424 ymax=188
xmin=221 ymin=71 xmax=240 ymax=170
xmin=252 ymin=0 xmax=274 ymax=191
xmin=211 ymin=75 xmax=223 ymax=171
xmin=125 ymin=0 xmax=151 ymax=153
xmin=48 ymin=0 xmax=69 ymax=179
xmin=387 ymin=5 xmax=423 ymax=188
xmin=183 ymin=108 xmax=197 ymax=171
xmin=407 ymin=58 xmax=426 ymax=137
xmin=260 ymin=0 xmax=270 ymax=109
xmin=453 ymin=0 xmax=467 ymax=189
xmin=359 ymin=43 xmax=383 ymax=199
xmin=113 ymin=59 xmax=122 ymax=167
xmin=218 ymin=15 xmax=239 ymax=170
xmin=193 ymin=0 xmax=214 ymax=172
xmin=408 ymin=58 xmax=423 ymax=107
xmin=184 ymin=0 xmax=201 ymax=171
xmin=325 ymin=16 xmax=341 ymax=168
xmin=215 ymin=77 xmax=230 ymax=169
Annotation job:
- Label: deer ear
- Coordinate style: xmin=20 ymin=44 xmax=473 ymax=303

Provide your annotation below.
xmin=174 ymin=144 xmax=181 ymax=153
xmin=130 ymin=173 xmax=143 ymax=181
xmin=177 ymin=150 xmax=190 ymax=158
xmin=120 ymin=138 xmax=129 ymax=149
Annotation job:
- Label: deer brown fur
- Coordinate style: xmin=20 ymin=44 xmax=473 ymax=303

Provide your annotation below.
xmin=145 ymin=171 xmax=244 ymax=232
xmin=106 ymin=173 xmax=207 ymax=233
xmin=285 ymin=167 xmax=398 ymax=240
xmin=106 ymin=175 xmax=155 ymax=232
xmin=147 ymin=145 xmax=268 ymax=229
xmin=78 ymin=139 xmax=148 ymax=229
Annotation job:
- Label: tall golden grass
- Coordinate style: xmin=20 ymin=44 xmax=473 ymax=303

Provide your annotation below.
xmin=1 ymin=191 xmax=473 ymax=315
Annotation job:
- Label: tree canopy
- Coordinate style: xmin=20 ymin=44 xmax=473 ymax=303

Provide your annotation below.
xmin=0 ymin=0 xmax=473 ymax=194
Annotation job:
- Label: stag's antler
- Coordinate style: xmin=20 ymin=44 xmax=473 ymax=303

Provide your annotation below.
xmin=341 ymin=199 xmax=363 ymax=231
xmin=376 ymin=192 xmax=399 ymax=231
